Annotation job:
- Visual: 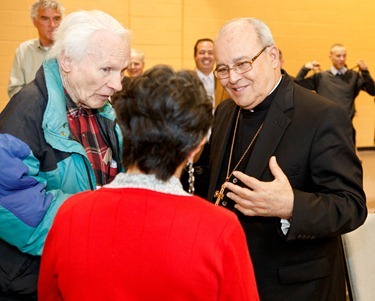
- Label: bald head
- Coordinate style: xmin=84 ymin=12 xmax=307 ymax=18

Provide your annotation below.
xmin=215 ymin=18 xmax=274 ymax=49
xmin=213 ymin=18 xmax=281 ymax=110
xmin=329 ymin=43 xmax=347 ymax=70
xmin=127 ymin=49 xmax=145 ymax=78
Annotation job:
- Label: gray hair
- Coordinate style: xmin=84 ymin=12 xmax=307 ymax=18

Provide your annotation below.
xmin=330 ymin=43 xmax=346 ymax=53
xmin=30 ymin=0 xmax=65 ymax=20
xmin=216 ymin=18 xmax=274 ymax=47
xmin=47 ymin=10 xmax=131 ymax=62
xmin=131 ymin=48 xmax=145 ymax=62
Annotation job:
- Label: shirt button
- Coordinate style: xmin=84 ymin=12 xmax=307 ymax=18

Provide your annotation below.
xmin=232 ymin=178 xmax=238 ymax=184
xmin=222 ymin=201 xmax=227 ymax=207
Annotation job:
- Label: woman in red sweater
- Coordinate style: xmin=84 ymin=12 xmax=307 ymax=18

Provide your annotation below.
xmin=38 ymin=65 xmax=259 ymax=301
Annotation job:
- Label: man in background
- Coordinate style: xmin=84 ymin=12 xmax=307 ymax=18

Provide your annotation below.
xmin=295 ymin=43 xmax=375 ymax=122
xmin=126 ymin=48 xmax=145 ymax=79
xmin=184 ymin=39 xmax=229 ymax=196
xmin=112 ymin=48 xmax=143 ymax=104
xmin=8 ymin=0 xmax=64 ymax=98
xmin=194 ymin=38 xmax=228 ymax=108
xmin=278 ymin=49 xmax=294 ymax=80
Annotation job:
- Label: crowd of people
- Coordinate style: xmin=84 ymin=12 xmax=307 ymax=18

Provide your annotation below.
xmin=0 ymin=1 xmax=371 ymax=300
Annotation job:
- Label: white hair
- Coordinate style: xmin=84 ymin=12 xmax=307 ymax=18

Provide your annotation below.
xmin=131 ymin=48 xmax=145 ymax=62
xmin=47 ymin=10 xmax=131 ymax=62
xmin=216 ymin=18 xmax=274 ymax=47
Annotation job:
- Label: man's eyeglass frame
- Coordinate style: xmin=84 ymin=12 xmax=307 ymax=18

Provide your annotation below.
xmin=214 ymin=46 xmax=269 ymax=79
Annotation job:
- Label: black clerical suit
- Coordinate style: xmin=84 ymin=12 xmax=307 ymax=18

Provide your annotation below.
xmin=206 ymin=73 xmax=367 ymax=301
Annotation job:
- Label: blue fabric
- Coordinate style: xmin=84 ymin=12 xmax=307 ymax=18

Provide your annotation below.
xmin=0 ymin=134 xmax=53 ymax=228
xmin=0 ymin=60 xmax=122 ymax=255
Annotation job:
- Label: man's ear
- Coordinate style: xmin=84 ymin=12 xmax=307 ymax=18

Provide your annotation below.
xmin=59 ymin=50 xmax=72 ymax=72
xmin=268 ymin=46 xmax=279 ymax=68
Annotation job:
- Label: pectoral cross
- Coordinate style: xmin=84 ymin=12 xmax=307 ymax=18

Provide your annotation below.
xmin=214 ymin=184 xmax=226 ymax=206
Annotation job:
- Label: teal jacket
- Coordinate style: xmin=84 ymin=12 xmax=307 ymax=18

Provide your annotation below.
xmin=0 ymin=59 xmax=122 ymax=255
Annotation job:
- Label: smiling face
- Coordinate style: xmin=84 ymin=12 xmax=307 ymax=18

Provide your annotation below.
xmin=61 ymin=30 xmax=130 ymax=109
xmin=126 ymin=52 xmax=145 ymax=78
xmin=194 ymin=40 xmax=215 ymax=75
xmin=214 ymin=22 xmax=280 ymax=110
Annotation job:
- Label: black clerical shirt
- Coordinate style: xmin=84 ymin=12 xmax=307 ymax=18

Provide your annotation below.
xmin=216 ymin=76 xmax=283 ymax=210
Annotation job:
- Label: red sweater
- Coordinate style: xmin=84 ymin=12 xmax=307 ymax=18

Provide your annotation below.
xmin=38 ymin=187 xmax=259 ymax=300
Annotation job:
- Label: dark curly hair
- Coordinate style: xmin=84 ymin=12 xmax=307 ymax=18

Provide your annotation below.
xmin=115 ymin=65 xmax=213 ymax=181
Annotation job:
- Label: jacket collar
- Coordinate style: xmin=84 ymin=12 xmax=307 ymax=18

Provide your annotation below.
xmin=41 ymin=59 xmax=117 ymax=154
xmin=245 ymin=74 xmax=293 ymax=178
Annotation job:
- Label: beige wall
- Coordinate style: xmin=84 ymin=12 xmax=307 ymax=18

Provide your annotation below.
xmin=1 ymin=0 xmax=374 ymax=145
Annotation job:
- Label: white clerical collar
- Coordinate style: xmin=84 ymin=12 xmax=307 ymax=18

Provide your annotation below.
xmin=248 ymin=75 xmax=282 ymax=113
xmin=269 ymin=75 xmax=283 ymax=96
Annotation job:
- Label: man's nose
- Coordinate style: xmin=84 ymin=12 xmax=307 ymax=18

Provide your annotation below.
xmin=49 ymin=19 xmax=59 ymax=28
xmin=228 ymin=69 xmax=242 ymax=83
xmin=108 ymin=74 xmax=123 ymax=92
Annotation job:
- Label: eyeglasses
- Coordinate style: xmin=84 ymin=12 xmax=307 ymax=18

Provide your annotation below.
xmin=214 ymin=46 xmax=269 ymax=79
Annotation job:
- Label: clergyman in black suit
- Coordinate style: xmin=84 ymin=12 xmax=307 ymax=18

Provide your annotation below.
xmin=203 ymin=17 xmax=367 ymax=301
